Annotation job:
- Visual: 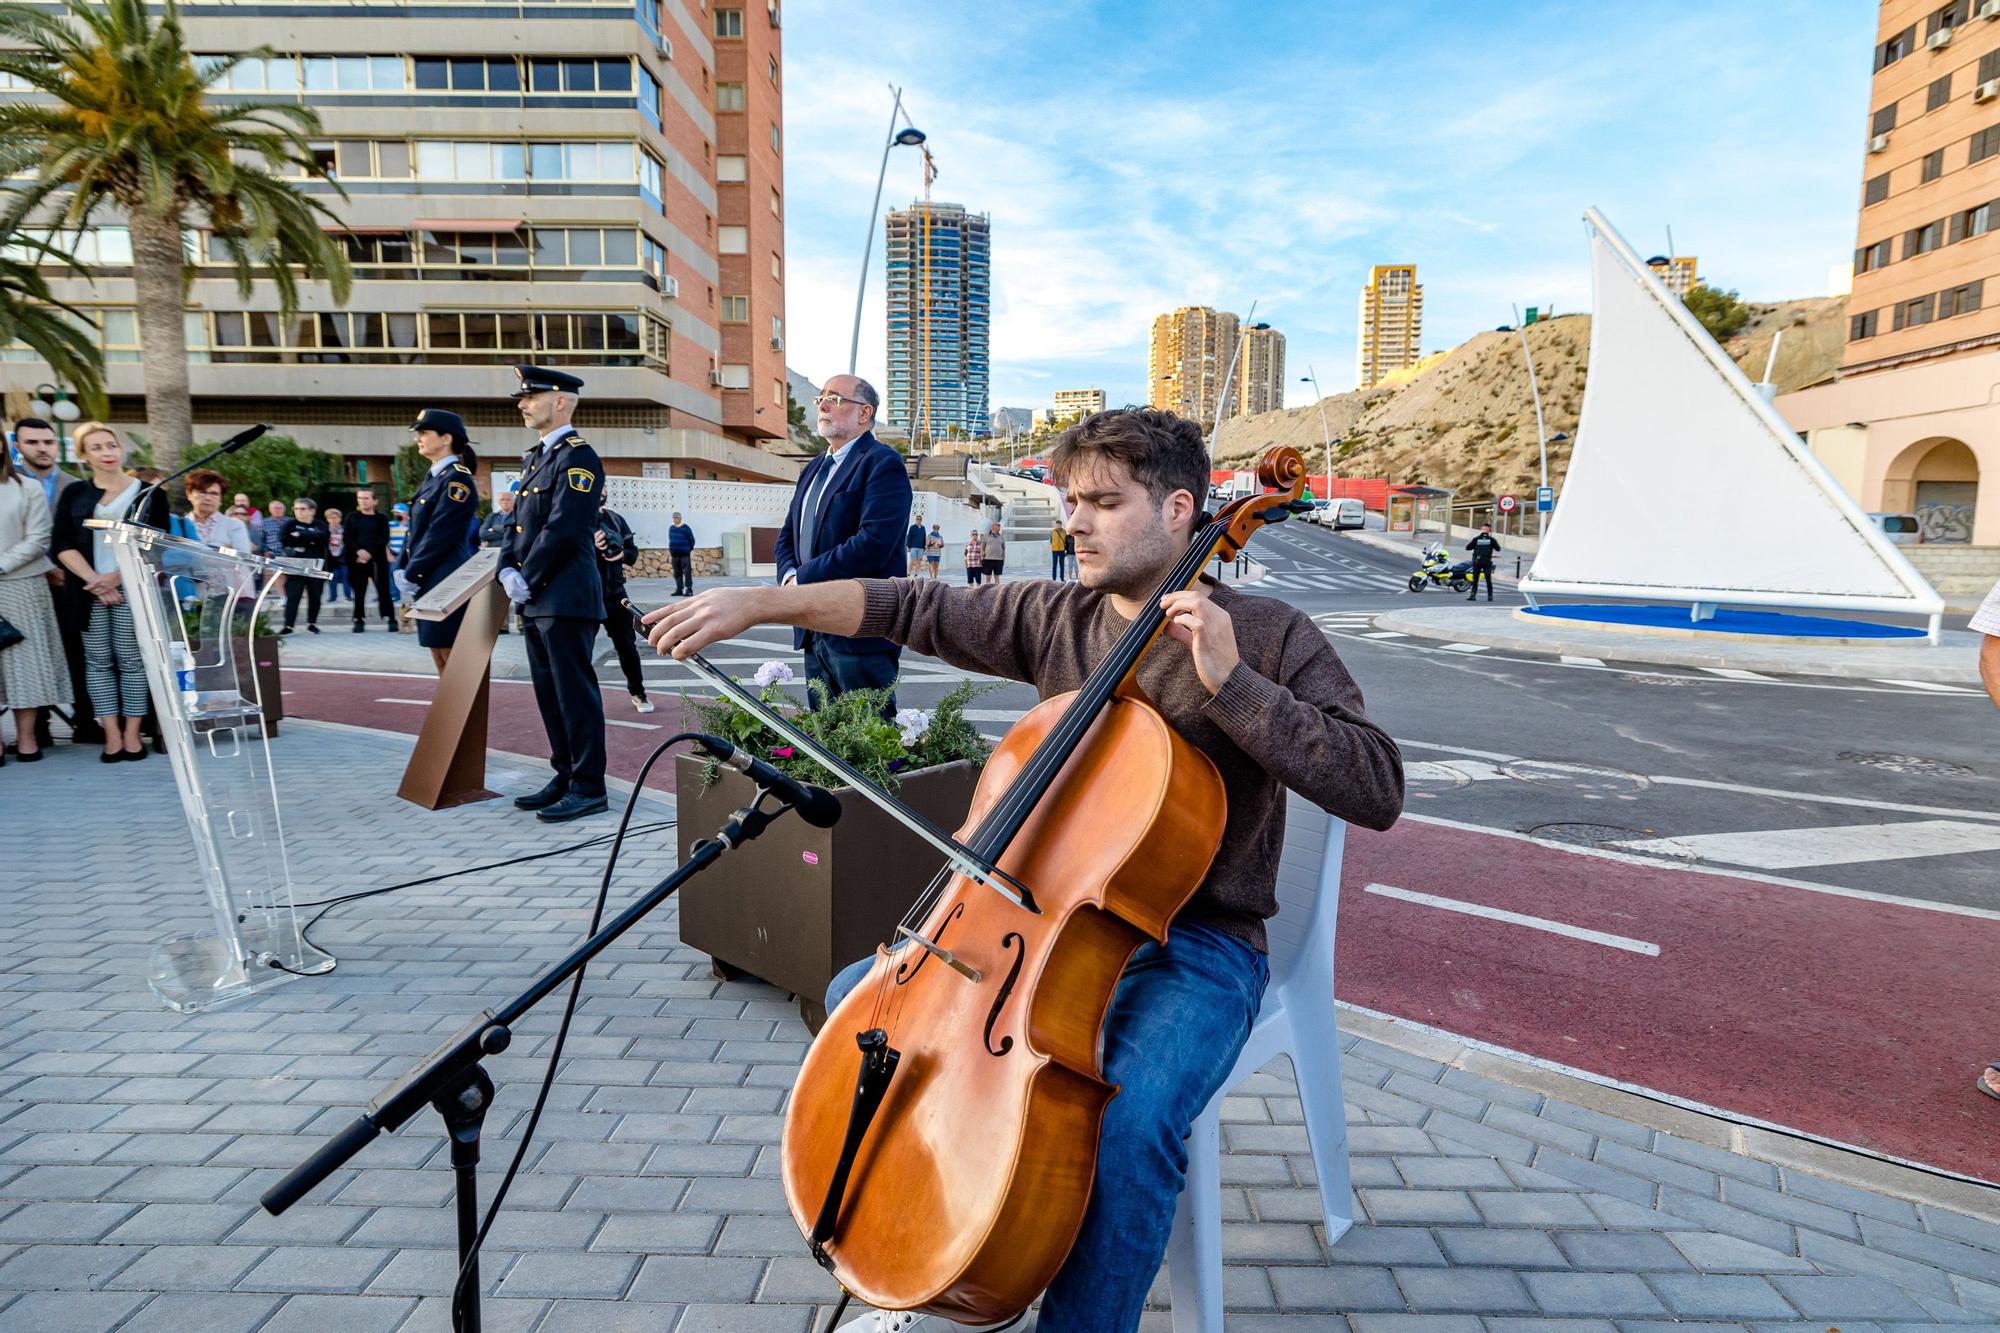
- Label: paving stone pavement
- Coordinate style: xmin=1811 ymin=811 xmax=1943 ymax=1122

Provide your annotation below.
xmin=3 ymin=721 xmax=1998 ymax=1330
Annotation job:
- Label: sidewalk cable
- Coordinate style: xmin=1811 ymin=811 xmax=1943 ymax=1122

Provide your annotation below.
xmin=450 ymin=732 xmax=696 ymax=1330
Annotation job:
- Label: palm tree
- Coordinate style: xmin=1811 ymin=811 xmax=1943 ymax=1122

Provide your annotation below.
xmin=0 ymin=234 xmax=105 ymax=412
xmin=0 ymin=0 xmax=351 ymax=470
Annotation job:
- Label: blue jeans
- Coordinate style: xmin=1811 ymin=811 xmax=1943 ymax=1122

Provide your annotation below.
xmin=327 ymin=563 xmax=351 ymax=601
xmin=824 ymin=919 xmax=1268 ymax=1333
xmin=803 ymin=636 xmax=898 ymax=716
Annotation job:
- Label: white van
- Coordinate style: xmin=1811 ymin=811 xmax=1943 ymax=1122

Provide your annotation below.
xmin=1328 ymin=498 xmax=1365 ymax=531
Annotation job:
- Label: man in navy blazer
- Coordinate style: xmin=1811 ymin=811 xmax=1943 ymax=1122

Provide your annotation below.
xmin=774 ymin=375 xmax=912 ymax=711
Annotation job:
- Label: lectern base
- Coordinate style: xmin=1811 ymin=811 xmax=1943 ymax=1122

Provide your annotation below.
xmin=147 ymin=929 xmax=337 ymax=1014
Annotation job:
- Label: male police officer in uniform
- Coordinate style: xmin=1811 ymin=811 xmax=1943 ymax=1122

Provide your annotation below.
xmin=498 ymin=365 xmax=609 ymax=822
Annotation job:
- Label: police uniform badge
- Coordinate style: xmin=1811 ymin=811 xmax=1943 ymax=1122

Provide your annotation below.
xmin=447 ymin=481 xmax=471 ymax=503
xmin=566 ymin=468 xmax=595 ymax=494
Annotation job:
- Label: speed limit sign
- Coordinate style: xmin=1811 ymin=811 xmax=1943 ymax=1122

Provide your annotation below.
xmin=1498 ymin=494 xmax=1517 ymax=513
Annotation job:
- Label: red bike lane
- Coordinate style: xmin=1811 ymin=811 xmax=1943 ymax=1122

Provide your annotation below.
xmin=1340 ymin=815 xmax=1996 ymax=1182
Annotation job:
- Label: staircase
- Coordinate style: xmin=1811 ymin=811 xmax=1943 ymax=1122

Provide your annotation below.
xmin=969 ymin=463 xmax=1063 ymax=569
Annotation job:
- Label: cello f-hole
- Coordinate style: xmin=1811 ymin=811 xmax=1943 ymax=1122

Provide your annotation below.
xmin=983 ymin=933 xmax=1025 ymax=1057
xmin=895 ymin=902 xmax=965 ymax=986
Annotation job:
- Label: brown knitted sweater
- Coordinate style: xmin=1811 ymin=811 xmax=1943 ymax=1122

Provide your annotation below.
xmin=857 ymin=577 xmax=1404 ymax=952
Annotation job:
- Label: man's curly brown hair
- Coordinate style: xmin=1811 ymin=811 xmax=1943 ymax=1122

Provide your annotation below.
xmin=1047 ymin=407 xmax=1210 ymax=515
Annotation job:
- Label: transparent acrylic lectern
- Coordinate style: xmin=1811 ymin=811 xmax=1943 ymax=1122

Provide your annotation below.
xmin=89 ymin=518 xmax=336 ymax=1011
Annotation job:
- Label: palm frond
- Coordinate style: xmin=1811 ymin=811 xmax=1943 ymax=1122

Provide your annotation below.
xmin=0 ymin=250 xmax=106 ymax=411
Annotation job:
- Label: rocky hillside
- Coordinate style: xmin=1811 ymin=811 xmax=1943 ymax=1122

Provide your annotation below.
xmin=1212 ymin=296 xmax=1845 ymax=497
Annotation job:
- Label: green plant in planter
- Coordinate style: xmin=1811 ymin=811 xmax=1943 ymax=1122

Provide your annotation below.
xmin=178 ymin=601 xmax=275 ymax=645
xmin=684 ymin=659 xmax=997 ymax=792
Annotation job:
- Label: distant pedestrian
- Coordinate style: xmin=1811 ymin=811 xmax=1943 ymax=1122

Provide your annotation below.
xmin=1050 ymin=521 xmax=1070 ymax=581
xmin=981 ymin=520 xmax=1006 ymax=582
xmin=278 ymin=497 xmax=330 ymax=634
xmin=924 ymin=523 xmax=943 ymax=578
xmin=259 ymin=500 xmax=287 ymax=558
xmin=668 ymin=510 xmax=696 ymax=597
xmin=906 ymin=515 xmax=928 ymax=577
xmin=239 ymin=494 xmax=261 ymax=545
xmin=0 ymin=440 xmax=69 ymax=764
xmin=12 ymin=418 xmax=92 ymax=748
xmin=185 ymin=471 xmax=250 ymax=552
xmin=1976 ymin=575 xmax=2000 ymax=1103
xmin=345 ymin=487 xmax=396 ymax=632
xmin=1465 ymin=523 xmax=1501 ymax=602
xmin=479 ymin=488 xmax=515 ymax=548
xmin=963 ymin=530 xmax=984 ymax=585
xmin=323 ymin=507 xmax=348 ymax=602
xmin=597 ymin=507 xmax=652 ymax=713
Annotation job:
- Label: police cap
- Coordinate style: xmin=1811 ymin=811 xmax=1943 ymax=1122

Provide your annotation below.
xmin=511 ymin=364 xmax=586 ymax=398
xmin=410 ymin=407 xmax=468 ymax=440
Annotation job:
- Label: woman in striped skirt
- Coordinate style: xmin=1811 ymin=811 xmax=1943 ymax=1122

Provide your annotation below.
xmin=51 ymin=422 xmax=168 ymax=762
xmin=0 ymin=445 xmax=70 ymax=762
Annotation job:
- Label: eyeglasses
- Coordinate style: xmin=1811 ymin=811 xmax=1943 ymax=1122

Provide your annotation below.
xmin=814 ymin=392 xmax=867 ymax=409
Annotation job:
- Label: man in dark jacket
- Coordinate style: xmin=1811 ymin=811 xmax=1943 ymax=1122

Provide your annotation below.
xmin=277 ymin=498 xmax=330 ymax=634
xmin=772 ymin=374 xmax=912 ymax=712
xmin=1465 ymin=523 xmax=1501 ymax=602
xmin=597 ymin=507 xmax=651 ymax=713
xmin=667 ymin=510 xmax=695 ymax=597
xmin=346 ymin=487 xmax=396 ymax=631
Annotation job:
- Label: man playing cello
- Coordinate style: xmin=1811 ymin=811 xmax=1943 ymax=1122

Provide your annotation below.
xmin=644 ymin=407 xmax=1403 ymax=1332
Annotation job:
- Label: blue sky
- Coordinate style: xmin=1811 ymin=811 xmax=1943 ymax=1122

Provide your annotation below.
xmin=780 ymin=0 xmax=1874 ymax=413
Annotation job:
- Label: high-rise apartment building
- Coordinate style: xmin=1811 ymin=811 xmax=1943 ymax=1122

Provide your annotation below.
xmin=1779 ymin=0 xmax=2000 ymax=549
xmin=1236 ymin=325 xmax=1286 ymax=415
xmin=1052 ymin=388 xmax=1106 ymax=422
xmin=884 ymin=201 xmax=991 ymax=443
xmin=1646 ymin=255 xmax=1700 ymax=298
xmin=1147 ymin=305 xmax=1238 ymax=425
xmin=1356 ymin=265 xmax=1423 ymax=389
xmin=10 ymin=0 xmax=793 ymax=489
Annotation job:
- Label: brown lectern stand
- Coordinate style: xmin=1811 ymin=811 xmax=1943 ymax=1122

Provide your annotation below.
xmin=399 ymin=548 xmax=506 ymax=810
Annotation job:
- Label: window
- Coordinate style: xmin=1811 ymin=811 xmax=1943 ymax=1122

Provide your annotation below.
xmin=774 ymin=379 xmax=785 ymax=407
xmin=716 ymin=154 xmax=747 ymax=182
xmin=526 ymin=58 xmax=632 ymax=93
xmin=770 ymin=251 xmax=781 ymax=280
xmin=641 ymin=149 xmax=665 ymax=202
xmin=302 ymin=55 xmax=405 ymax=91
xmin=768 ymin=55 xmax=779 ymax=85
xmin=771 ymin=186 xmax=781 ymax=217
xmin=643 ymin=235 xmax=667 ymax=286
xmin=716 ymin=82 xmax=745 ymax=112
xmin=525 ymin=141 xmax=634 ymax=180
xmin=201 ymin=53 xmax=299 ymax=93
xmin=1942 ymin=278 xmax=1985 ymax=317
xmin=1905 ymin=219 xmax=1944 ymax=257
xmin=1849 ymin=308 xmax=1879 ymax=341
xmin=1975 ymin=123 xmax=2000 ymax=164
xmin=1893 ymin=292 xmax=1936 ymax=330
xmin=1924 ymin=147 xmax=1945 ymax=182
xmin=1952 ymin=198 xmax=1997 ymax=241
xmin=721 ymin=295 xmax=748 ymax=321
xmin=1984 ymin=48 xmax=2000 ymax=84
xmin=715 ymin=7 xmax=743 ymax=36
xmin=771 ymin=314 xmax=783 ymax=344
xmin=1855 ymin=237 xmax=1894 ymax=272
xmin=719 ymin=362 xmax=750 ymax=388
xmin=770 ymin=120 xmax=781 ymax=153
xmin=1865 ymin=171 xmax=1891 ymax=205
xmin=1930 ymin=74 xmax=1954 ymax=110
xmin=414 ymin=140 xmax=526 ymax=181
xmin=638 ymin=66 xmax=663 ymax=130
xmin=1872 ymin=103 xmax=1898 ymax=137
xmin=1927 ymin=2 xmax=1963 ymax=37
xmin=1877 ymin=24 xmax=1915 ymax=69
xmin=718 ymin=225 xmax=747 ymax=254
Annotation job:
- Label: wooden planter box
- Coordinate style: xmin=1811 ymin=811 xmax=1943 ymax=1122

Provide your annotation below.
xmin=676 ymin=754 xmax=982 ymax=1027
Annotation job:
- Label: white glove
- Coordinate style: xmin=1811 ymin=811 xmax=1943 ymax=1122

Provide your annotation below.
xmin=498 ymin=568 xmax=530 ymax=605
xmin=392 ymin=570 xmax=416 ymax=601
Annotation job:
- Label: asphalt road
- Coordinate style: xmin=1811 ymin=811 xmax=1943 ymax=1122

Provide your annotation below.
xmin=282 ymin=519 xmax=2000 ymax=1180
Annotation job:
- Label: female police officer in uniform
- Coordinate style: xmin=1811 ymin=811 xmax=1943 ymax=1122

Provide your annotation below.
xmin=497 ymin=365 xmax=609 ymax=824
xmin=395 ymin=408 xmax=482 ymax=672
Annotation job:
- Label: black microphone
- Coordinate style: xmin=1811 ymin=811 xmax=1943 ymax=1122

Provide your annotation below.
xmin=136 ymin=423 xmax=275 ymax=522
xmin=693 ymin=734 xmax=842 ymax=828
xmin=219 ymin=423 xmax=270 ymax=454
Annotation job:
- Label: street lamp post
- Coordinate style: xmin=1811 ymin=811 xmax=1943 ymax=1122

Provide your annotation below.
xmin=1299 ymin=366 xmax=1333 ymax=501
xmin=1511 ymin=304 xmax=1550 ymax=542
xmin=1209 ymin=304 xmax=1261 ymax=455
xmin=847 ymin=87 xmax=928 ymax=376
xmin=26 ymin=381 xmax=82 ymax=464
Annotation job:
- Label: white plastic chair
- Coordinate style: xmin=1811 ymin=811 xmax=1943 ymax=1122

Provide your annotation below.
xmin=1165 ymin=796 xmax=1352 ymax=1332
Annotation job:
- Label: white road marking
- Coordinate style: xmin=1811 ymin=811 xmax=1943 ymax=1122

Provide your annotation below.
xmin=1397 ymin=736 xmax=2000 ymax=828
xmin=1361 ymin=630 xmax=1408 ymax=639
xmin=1873 ymin=678 xmax=1984 ymax=694
xmin=605 ymin=718 xmax=663 ymax=731
xmin=373 ymin=697 xmax=431 ymax=707
xmin=1399 ymin=810 xmax=2000 ymax=922
xmin=1559 ymin=655 xmax=1605 ymax=666
xmin=1700 ymin=668 xmax=1777 ymax=681
xmin=1363 ymin=882 xmax=1661 ymax=956
xmin=1438 ymin=642 xmax=1490 ymax=654
xmin=1613 ymin=819 xmax=2000 ymax=869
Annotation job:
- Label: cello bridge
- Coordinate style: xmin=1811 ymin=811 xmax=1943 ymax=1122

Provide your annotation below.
xmin=895 ymin=927 xmax=982 ymax=983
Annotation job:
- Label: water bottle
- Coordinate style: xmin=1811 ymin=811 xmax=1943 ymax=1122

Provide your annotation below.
xmin=171 ymin=642 xmax=198 ymax=715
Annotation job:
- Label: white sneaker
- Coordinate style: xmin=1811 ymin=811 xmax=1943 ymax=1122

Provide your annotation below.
xmin=838 ymin=1310 xmax=1024 ymax=1332
xmin=631 ymin=694 xmax=655 ymax=714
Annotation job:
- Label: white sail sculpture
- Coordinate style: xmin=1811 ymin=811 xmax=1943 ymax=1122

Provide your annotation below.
xmin=1521 ymin=209 xmax=1943 ymax=640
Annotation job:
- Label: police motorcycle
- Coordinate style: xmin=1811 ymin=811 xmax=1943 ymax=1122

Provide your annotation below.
xmin=1407 ymin=541 xmax=1472 ymax=593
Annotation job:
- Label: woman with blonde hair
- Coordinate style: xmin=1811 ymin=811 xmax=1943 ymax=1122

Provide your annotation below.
xmin=0 ymin=440 xmax=70 ymax=763
xmin=50 ymin=421 xmax=169 ymax=762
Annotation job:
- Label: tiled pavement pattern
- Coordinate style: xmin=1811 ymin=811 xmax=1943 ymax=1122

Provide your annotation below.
xmin=2 ymin=721 xmax=1998 ymax=1331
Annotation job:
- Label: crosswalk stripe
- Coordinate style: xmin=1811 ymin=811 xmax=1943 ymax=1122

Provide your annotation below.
xmin=1360 ymin=630 xmax=1407 ymax=639
xmin=1614 ymin=820 xmax=2000 ymax=869
xmin=1438 ymin=642 xmax=1490 ymax=654
xmin=606 ymin=718 xmax=662 ymax=731
xmin=1700 ymin=668 xmax=1777 ymax=681
xmin=1560 ymin=655 xmax=1604 ymax=666
xmin=1873 ymin=678 xmax=1983 ymax=694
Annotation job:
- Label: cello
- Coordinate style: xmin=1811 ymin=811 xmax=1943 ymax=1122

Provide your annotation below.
xmin=695 ymin=446 xmax=1308 ymax=1323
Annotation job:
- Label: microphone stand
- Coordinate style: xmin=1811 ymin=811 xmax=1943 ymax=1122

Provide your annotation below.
xmin=260 ymin=787 xmax=811 ymax=1333
xmin=132 ymin=424 xmax=271 ymax=527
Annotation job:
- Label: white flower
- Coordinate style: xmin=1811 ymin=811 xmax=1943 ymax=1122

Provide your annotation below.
xmin=752 ymin=660 xmax=794 ymax=688
xmin=895 ymin=708 xmax=931 ymax=748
